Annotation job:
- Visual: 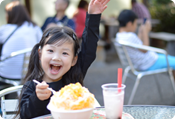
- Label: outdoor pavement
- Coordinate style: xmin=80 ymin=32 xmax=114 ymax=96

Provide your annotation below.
xmin=84 ymin=43 xmax=175 ymax=106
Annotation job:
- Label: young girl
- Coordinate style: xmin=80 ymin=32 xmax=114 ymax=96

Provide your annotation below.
xmin=17 ymin=0 xmax=110 ymax=118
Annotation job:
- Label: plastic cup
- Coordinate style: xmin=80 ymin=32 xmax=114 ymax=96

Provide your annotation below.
xmin=101 ymin=83 xmax=126 ymax=119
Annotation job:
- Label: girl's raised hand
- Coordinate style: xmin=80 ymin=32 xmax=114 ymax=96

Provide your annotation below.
xmin=88 ymin=0 xmax=110 ymax=14
xmin=35 ymin=81 xmax=52 ymax=101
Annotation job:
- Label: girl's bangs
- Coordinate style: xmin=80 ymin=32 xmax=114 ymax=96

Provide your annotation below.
xmin=45 ymin=33 xmax=74 ymax=46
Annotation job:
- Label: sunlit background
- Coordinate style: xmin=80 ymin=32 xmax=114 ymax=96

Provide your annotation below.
xmin=0 ymin=0 xmax=141 ymax=27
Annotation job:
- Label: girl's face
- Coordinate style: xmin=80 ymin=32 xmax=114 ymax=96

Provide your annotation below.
xmin=39 ymin=40 xmax=77 ymax=83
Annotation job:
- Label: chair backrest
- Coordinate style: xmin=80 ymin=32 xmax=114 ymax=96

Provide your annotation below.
xmin=112 ymin=40 xmax=137 ymax=73
xmin=21 ymin=52 xmax=31 ymax=84
xmin=113 ymin=39 xmax=171 ymax=75
xmin=113 ymin=40 xmax=129 ymax=68
xmin=0 ymin=85 xmax=23 ymax=119
xmin=0 ymin=48 xmax=32 ymax=86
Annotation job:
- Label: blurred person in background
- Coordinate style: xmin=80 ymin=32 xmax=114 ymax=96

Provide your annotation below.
xmin=41 ymin=0 xmax=75 ymax=31
xmin=116 ymin=9 xmax=175 ymax=72
xmin=73 ymin=0 xmax=89 ymax=39
xmin=0 ymin=1 xmax=42 ymax=82
xmin=131 ymin=0 xmax=151 ymax=19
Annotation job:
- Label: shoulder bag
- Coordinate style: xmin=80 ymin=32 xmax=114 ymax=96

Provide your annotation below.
xmin=0 ymin=26 xmax=19 ymax=57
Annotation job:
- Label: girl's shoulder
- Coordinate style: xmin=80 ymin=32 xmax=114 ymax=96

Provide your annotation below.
xmin=22 ymin=80 xmax=36 ymax=91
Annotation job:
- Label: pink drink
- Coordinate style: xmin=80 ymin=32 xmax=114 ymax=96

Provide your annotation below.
xmin=102 ymin=83 xmax=125 ymax=119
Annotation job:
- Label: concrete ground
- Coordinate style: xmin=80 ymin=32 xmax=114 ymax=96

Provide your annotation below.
xmin=84 ymin=43 xmax=175 ymax=106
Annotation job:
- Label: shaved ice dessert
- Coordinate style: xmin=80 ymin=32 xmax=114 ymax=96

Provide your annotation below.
xmin=49 ymin=82 xmax=95 ymax=110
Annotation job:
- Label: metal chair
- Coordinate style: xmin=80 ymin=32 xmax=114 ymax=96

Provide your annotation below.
xmin=0 ymin=48 xmax=32 ymax=87
xmin=0 ymin=85 xmax=23 ymax=119
xmin=113 ymin=40 xmax=175 ymax=105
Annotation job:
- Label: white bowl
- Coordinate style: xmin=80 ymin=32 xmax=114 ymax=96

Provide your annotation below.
xmin=47 ymin=103 xmax=94 ymax=119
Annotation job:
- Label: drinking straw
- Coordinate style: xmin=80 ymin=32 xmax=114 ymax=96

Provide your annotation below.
xmin=118 ymin=68 xmax=122 ymax=92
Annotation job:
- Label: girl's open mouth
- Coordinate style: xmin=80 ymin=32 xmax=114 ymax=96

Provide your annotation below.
xmin=50 ymin=64 xmax=62 ymax=74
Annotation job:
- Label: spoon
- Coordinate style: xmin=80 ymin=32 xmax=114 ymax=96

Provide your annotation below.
xmin=33 ymin=79 xmax=56 ymax=94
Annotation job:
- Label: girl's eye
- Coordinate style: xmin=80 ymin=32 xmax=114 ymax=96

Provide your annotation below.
xmin=48 ymin=49 xmax=53 ymax=52
xmin=63 ymin=52 xmax=68 ymax=55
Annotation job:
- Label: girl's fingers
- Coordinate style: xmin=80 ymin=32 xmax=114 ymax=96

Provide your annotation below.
xmin=90 ymin=0 xmax=95 ymax=5
xmin=100 ymin=0 xmax=105 ymax=4
xmin=41 ymin=81 xmax=47 ymax=84
xmin=35 ymin=81 xmax=51 ymax=100
xmin=98 ymin=0 xmax=109 ymax=5
xmin=97 ymin=0 xmax=110 ymax=12
xmin=36 ymin=86 xmax=50 ymax=94
xmin=36 ymin=91 xmax=51 ymax=101
xmin=102 ymin=0 xmax=110 ymax=5
xmin=37 ymin=82 xmax=49 ymax=89
xmin=37 ymin=93 xmax=50 ymax=97
xmin=36 ymin=87 xmax=51 ymax=93
xmin=97 ymin=0 xmax=102 ymax=3
xmin=102 ymin=5 xmax=107 ymax=12
xmin=37 ymin=92 xmax=51 ymax=100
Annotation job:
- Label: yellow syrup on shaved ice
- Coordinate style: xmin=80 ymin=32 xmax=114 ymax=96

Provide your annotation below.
xmin=50 ymin=82 xmax=95 ymax=110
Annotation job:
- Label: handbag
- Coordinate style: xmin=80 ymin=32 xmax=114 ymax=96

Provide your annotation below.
xmin=0 ymin=26 xmax=19 ymax=57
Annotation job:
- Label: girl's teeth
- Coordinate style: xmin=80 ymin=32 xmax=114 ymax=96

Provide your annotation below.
xmin=53 ymin=65 xmax=60 ymax=66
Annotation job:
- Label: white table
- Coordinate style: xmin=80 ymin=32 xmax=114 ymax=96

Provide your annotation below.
xmin=149 ymin=32 xmax=175 ymax=56
xmin=32 ymin=105 xmax=175 ymax=119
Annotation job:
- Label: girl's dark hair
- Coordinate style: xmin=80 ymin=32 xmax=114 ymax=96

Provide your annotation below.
xmin=25 ymin=26 xmax=83 ymax=84
xmin=78 ymin=0 xmax=89 ymax=9
xmin=117 ymin=9 xmax=138 ymax=27
xmin=14 ymin=26 xmax=83 ymax=119
xmin=5 ymin=1 xmax=35 ymax=26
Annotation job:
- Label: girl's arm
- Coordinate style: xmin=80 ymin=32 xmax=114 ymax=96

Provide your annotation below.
xmin=79 ymin=13 xmax=101 ymax=77
xmin=79 ymin=0 xmax=110 ymax=77
xmin=20 ymin=81 xmax=50 ymax=119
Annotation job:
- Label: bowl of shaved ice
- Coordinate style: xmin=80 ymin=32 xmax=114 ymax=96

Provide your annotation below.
xmin=47 ymin=82 xmax=95 ymax=119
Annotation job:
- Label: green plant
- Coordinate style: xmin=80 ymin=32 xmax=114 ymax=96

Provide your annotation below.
xmin=149 ymin=2 xmax=175 ymax=33
xmin=154 ymin=0 xmax=171 ymax=4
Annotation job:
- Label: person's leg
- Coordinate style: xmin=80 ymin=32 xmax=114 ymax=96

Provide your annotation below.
xmin=147 ymin=54 xmax=175 ymax=78
xmin=147 ymin=54 xmax=166 ymax=70
xmin=147 ymin=54 xmax=175 ymax=71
